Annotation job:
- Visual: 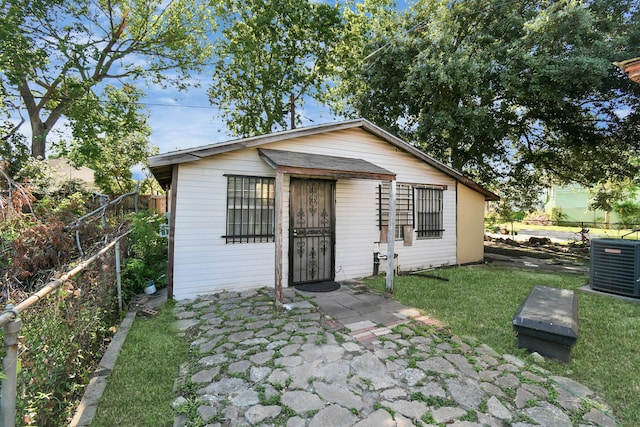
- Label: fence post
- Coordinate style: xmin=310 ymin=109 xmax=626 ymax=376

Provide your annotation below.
xmin=1 ymin=306 xmax=22 ymax=427
xmin=115 ymin=240 xmax=123 ymax=313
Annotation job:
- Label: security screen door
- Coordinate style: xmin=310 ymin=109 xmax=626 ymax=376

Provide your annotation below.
xmin=289 ymin=179 xmax=335 ymax=284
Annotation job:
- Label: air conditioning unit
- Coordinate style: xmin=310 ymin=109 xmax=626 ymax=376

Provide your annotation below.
xmin=590 ymin=239 xmax=640 ymax=297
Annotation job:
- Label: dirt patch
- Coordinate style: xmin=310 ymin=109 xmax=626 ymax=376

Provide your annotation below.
xmin=484 ymin=236 xmax=589 ymax=274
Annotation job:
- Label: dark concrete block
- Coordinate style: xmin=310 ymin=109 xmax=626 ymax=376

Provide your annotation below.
xmin=512 ymin=285 xmax=579 ymax=363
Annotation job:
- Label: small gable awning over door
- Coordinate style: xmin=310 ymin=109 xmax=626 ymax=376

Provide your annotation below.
xmin=258 ymin=148 xmax=396 ymax=181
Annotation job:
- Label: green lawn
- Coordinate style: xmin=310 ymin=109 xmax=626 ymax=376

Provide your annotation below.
xmin=92 ymin=301 xmax=189 ymax=427
xmin=365 ymin=266 xmax=640 ymax=426
xmin=91 ymin=267 xmax=640 ymax=425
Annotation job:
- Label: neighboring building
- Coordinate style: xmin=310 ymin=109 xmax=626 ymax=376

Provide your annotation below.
xmin=47 ymin=158 xmax=98 ymax=192
xmin=544 ymin=184 xmax=640 ymax=224
xmin=148 ymin=119 xmax=498 ymax=300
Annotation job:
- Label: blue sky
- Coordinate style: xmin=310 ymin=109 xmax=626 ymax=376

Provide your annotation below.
xmin=140 ymin=0 xmax=413 ymax=157
xmin=142 ymin=76 xmax=343 ymax=156
xmin=7 ymin=0 xmax=409 ymax=178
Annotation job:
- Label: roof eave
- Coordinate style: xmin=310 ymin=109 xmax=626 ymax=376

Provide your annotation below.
xmin=148 ymin=118 xmax=500 ymax=201
xmin=614 ymin=57 xmax=640 ymax=84
xmin=358 ymin=121 xmax=500 ymax=201
xmin=148 ymin=119 xmax=367 ymax=167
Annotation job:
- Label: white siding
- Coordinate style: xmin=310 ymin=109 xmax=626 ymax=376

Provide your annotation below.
xmin=172 ymin=151 xmax=278 ymax=299
xmin=266 ymin=128 xmax=457 ymax=276
xmin=171 ymin=128 xmax=458 ymax=299
xmin=334 ymin=179 xmax=378 ymax=280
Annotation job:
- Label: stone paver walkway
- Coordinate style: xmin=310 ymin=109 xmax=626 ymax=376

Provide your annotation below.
xmin=171 ymin=286 xmax=618 ymax=427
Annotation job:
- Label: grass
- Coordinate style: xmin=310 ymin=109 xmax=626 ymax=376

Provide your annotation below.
xmin=365 ymin=265 xmax=640 ymax=426
xmin=89 ymin=266 xmax=639 ymax=425
xmin=91 ymin=301 xmax=189 ymax=427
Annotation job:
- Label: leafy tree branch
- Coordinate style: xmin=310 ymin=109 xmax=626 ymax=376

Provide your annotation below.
xmin=1 ymin=0 xmax=218 ymax=158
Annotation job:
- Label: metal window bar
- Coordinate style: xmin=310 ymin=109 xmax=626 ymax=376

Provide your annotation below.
xmin=416 ymin=188 xmax=444 ymax=238
xmin=411 ymin=186 xmax=415 ymax=229
xmin=257 ymin=180 xmax=263 ymax=242
xmin=378 ymin=183 xmax=413 ymax=239
xmin=226 ymin=176 xmax=275 ymax=243
xmin=378 ymin=184 xmax=382 ymax=230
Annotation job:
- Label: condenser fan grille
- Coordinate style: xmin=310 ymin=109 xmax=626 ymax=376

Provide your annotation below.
xmin=590 ymin=239 xmax=640 ymax=297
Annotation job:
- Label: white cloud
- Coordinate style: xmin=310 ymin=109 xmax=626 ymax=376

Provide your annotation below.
xmin=144 ymin=83 xmax=343 ymax=155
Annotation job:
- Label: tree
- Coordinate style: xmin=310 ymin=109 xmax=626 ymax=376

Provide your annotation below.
xmin=588 ymin=179 xmax=637 ymax=227
xmin=333 ymin=0 xmax=640 ymax=193
xmin=55 ymin=85 xmax=156 ymax=194
xmin=0 ymin=0 xmax=217 ymax=159
xmin=209 ymin=0 xmax=344 ymax=137
xmin=0 ymin=122 xmax=30 ymax=178
xmin=327 ymin=0 xmax=401 ymax=118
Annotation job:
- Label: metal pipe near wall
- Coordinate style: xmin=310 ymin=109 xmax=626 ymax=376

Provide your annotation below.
xmin=1 ymin=308 xmax=22 ymax=427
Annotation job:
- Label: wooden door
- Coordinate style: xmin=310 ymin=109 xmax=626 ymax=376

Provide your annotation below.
xmin=289 ymin=179 xmax=335 ymax=284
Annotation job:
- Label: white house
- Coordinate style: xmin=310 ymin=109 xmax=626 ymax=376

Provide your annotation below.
xmin=148 ymin=119 xmax=498 ymax=300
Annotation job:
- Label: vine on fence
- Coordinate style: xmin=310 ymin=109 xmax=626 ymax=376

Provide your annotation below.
xmin=11 ymin=221 xmax=74 ymax=285
xmin=16 ymin=255 xmax=121 ymax=425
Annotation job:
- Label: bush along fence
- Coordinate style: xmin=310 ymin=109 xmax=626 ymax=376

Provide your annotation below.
xmin=71 ymin=184 xmax=139 ymax=258
xmin=0 ymin=231 xmax=130 ymax=427
xmin=522 ymin=219 xmax=640 ymax=232
xmin=488 ymin=218 xmax=640 ymax=240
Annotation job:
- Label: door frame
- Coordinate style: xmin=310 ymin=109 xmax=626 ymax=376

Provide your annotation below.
xmin=288 ymin=178 xmax=336 ymax=284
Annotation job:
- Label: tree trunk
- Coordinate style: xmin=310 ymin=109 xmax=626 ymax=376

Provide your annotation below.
xmin=19 ymin=76 xmax=60 ymax=159
xmin=290 ymin=93 xmax=295 ymax=130
xmin=31 ymin=123 xmax=48 ymax=159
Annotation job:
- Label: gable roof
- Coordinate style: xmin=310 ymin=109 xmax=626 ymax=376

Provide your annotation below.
xmin=148 ymin=118 xmax=499 ymax=201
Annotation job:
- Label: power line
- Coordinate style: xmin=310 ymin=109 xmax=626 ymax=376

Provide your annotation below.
xmin=5 ymin=93 xmax=217 ymax=111
xmin=141 ymin=101 xmax=215 ymax=109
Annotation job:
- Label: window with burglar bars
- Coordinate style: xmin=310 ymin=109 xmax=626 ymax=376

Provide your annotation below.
xmin=225 ymin=176 xmax=275 ymax=243
xmin=377 ymin=183 xmax=413 ymax=240
xmin=416 ymin=187 xmax=444 ymax=238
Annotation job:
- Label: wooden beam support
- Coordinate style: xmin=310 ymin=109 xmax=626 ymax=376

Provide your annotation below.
xmin=276 ymin=166 xmax=395 ymax=181
xmin=386 ymin=179 xmax=396 ymax=294
xmin=274 ymin=169 xmax=284 ymax=310
xmin=167 ymin=164 xmax=178 ymax=299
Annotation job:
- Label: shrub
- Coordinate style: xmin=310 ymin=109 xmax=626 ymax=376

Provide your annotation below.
xmin=615 ymin=200 xmax=640 ymax=228
xmin=122 ymin=212 xmax=168 ymax=296
xmin=484 ymin=212 xmax=500 ymax=230
xmin=11 ymin=219 xmax=75 ymax=287
xmin=523 ymin=211 xmax=553 ymax=226
xmin=549 ymin=207 xmax=566 ymax=225
xmin=0 ymin=165 xmax=139 ymax=425
xmin=14 ymin=255 xmax=120 ymax=426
